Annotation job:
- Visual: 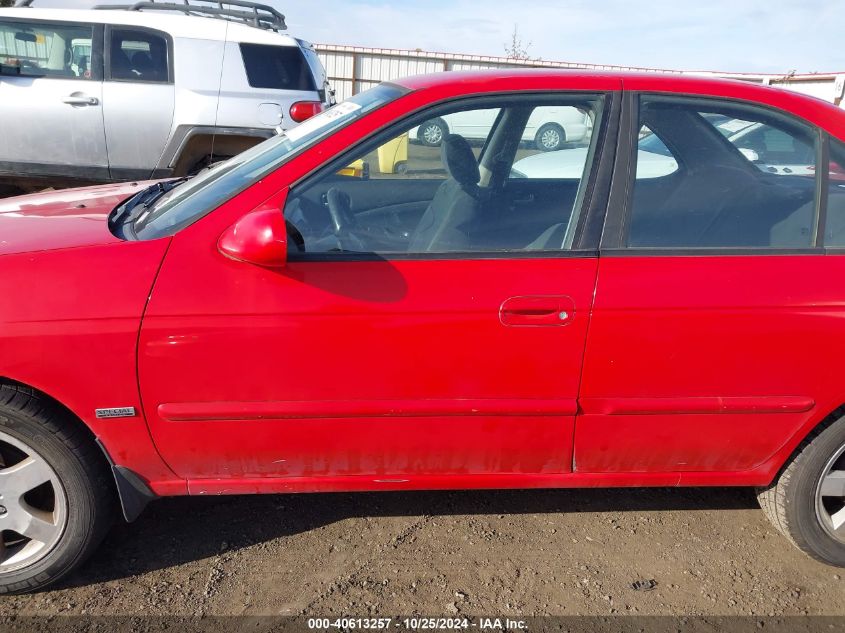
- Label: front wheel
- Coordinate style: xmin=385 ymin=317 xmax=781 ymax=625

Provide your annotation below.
xmin=0 ymin=385 xmax=115 ymax=594
xmin=758 ymin=412 xmax=845 ymax=566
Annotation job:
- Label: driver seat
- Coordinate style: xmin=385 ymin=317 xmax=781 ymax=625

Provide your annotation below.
xmin=408 ymin=134 xmax=482 ymax=252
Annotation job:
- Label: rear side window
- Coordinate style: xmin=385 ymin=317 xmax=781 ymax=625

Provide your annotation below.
xmin=108 ymin=28 xmax=169 ymax=83
xmin=0 ymin=20 xmax=93 ymax=79
xmin=239 ymin=43 xmax=316 ymax=91
xmin=626 ymin=96 xmax=819 ymax=249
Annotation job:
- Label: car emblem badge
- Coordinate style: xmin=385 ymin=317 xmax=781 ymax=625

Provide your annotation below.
xmin=95 ymin=407 xmax=137 ymax=419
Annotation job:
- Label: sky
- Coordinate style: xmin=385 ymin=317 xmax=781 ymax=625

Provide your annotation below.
xmin=35 ymin=0 xmax=845 ymax=74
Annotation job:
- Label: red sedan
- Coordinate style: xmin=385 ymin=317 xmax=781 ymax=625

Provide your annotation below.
xmin=3 ymin=70 xmax=845 ymax=593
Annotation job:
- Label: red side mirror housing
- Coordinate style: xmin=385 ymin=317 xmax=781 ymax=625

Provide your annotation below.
xmin=218 ymin=208 xmax=287 ymax=269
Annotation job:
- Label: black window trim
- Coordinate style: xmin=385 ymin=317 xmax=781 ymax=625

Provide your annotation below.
xmin=0 ymin=17 xmax=104 ymax=82
xmin=286 ymin=89 xmax=620 ymax=263
xmin=104 ymin=24 xmax=174 ymax=85
xmin=600 ymin=90 xmax=828 ymax=257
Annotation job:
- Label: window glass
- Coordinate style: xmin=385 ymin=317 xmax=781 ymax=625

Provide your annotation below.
xmin=508 ymin=106 xmax=594 ymax=180
xmin=240 ymin=43 xmax=315 ymax=91
xmin=627 ymin=96 xmax=819 ymax=248
xmin=0 ymin=21 xmax=93 ymax=79
xmin=109 ymin=29 xmax=168 ymax=83
xmin=821 ymin=137 xmax=845 ymax=246
xmin=635 ymin=126 xmax=679 ymax=178
xmin=283 ymin=96 xmax=604 ymax=256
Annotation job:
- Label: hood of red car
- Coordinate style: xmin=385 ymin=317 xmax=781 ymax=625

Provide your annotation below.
xmin=0 ymin=181 xmax=157 ymax=256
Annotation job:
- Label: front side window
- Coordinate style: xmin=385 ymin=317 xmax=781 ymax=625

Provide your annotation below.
xmin=627 ymin=96 xmax=819 ymax=249
xmin=0 ymin=20 xmax=93 ymax=79
xmin=108 ymin=28 xmax=169 ymax=83
xmin=240 ymin=43 xmax=315 ymax=91
xmin=283 ymin=95 xmax=605 ymax=256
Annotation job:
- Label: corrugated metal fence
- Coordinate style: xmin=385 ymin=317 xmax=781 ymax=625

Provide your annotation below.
xmin=314 ymin=44 xmax=845 ymax=106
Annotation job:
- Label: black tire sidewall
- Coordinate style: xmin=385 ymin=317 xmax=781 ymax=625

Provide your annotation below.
xmin=0 ymin=408 xmax=108 ymax=594
xmin=786 ymin=418 xmax=845 ymax=566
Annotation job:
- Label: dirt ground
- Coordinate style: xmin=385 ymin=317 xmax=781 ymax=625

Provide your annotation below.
xmin=1 ymin=487 xmax=843 ymax=619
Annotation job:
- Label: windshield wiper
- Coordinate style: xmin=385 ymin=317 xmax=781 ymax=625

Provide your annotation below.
xmin=109 ymin=178 xmax=190 ymax=234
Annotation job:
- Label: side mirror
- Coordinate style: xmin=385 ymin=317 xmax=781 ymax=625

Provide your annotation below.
xmin=218 ymin=208 xmax=287 ymax=269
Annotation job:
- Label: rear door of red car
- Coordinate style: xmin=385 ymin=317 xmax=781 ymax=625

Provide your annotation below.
xmin=575 ymin=89 xmax=845 ymax=479
xmin=138 ymin=85 xmax=621 ymax=486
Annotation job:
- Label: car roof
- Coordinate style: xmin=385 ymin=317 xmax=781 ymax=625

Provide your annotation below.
xmin=393 ymin=69 xmax=845 ymax=139
xmin=0 ymin=7 xmax=302 ymax=45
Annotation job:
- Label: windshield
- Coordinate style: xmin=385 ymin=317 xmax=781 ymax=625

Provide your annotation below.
xmin=133 ymin=83 xmax=407 ymax=239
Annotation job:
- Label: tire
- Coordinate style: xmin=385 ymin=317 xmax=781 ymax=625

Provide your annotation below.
xmin=418 ymin=119 xmax=447 ymax=147
xmin=535 ymin=123 xmax=565 ymax=152
xmin=757 ymin=411 xmax=845 ymax=566
xmin=0 ymin=385 xmax=115 ymax=594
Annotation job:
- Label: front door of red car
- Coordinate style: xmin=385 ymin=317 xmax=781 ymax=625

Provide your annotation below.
xmin=576 ymin=93 xmax=845 ymax=476
xmin=138 ymin=91 xmax=615 ymax=485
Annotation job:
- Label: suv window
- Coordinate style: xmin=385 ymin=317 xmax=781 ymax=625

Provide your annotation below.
xmin=283 ymin=96 xmax=604 ymax=256
xmin=108 ymin=28 xmax=169 ymax=83
xmin=627 ymin=96 xmax=819 ymax=249
xmin=240 ymin=43 xmax=316 ymax=91
xmin=0 ymin=21 xmax=93 ymax=79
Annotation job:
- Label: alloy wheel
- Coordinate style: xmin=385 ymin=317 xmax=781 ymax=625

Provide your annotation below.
xmin=540 ymin=127 xmax=562 ymax=150
xmin=816 ymin=441 xmax=845 ymax=544
xmin=0 ymin=430 xmax=67 ymax=574
xmin=422 ymin=123 xmax=443 ymax=145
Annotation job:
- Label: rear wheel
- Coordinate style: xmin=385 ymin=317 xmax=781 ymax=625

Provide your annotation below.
xmin=758 ymin=412 xmax=845 ymax=566
xmin=535 ymin=124 xmax=565 ymax=151
xmin=418 ymin=119 xmax=447 ymax=147
xmin=0 ymin=385 xmax=115 ymax=594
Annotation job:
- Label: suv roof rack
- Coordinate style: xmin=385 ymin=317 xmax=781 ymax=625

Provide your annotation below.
xmin=92 ymin=0 xmax=287 ymax=32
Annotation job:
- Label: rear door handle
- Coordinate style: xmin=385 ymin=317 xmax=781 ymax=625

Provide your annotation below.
xmin=500 ymin=295 xmax=575 ymax=327
xmin=62 ymin=95 xmax=99 ymax=106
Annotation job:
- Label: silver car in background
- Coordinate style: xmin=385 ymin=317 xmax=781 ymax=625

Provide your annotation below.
xmin=0 ymin=0 xmax=333 ymax=195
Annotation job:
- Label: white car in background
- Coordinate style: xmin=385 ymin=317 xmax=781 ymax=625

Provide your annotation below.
xmin=411 ymin=106 xmax=591 ymax=151
xmin=512 ymin=117 xmax=816 ymax=178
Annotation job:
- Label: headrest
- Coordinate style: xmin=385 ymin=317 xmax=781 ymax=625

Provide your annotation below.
xmin=441 ymin=134 xmax=480 ymax=188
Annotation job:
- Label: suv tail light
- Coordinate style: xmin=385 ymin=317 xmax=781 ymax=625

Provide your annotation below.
xmin=289 ymin=101 xmax=323 ymax=123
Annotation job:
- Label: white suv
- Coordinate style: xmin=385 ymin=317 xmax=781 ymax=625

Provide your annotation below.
xmin=0 ymin=1 xmax=333 ymax=194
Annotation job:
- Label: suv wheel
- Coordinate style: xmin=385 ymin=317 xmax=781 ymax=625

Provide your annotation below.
xmin=758 ymin=412 xmax=845 ymax=566
xmin=0 ymin=385 xmax=115 ymax=594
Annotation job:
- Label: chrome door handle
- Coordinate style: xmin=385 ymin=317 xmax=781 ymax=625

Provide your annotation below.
xmin=62 ymin=96 xmax=99 ymax=106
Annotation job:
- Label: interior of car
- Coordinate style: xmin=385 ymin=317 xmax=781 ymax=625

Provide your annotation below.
xmin=629 ymin=100 xmax=820 ymax=248
xmin=283 ymin=98 xmax=602 ymax=255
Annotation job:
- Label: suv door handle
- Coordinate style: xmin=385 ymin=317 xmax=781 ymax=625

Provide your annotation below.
xmin=500 ymin=295 xmax=575 ymax=327
xmin=62 ymin=95 xmax=99 ymax=106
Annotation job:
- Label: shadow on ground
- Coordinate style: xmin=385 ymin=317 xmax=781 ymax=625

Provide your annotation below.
xmin=64 ymin=486 xmax=759 ymax=589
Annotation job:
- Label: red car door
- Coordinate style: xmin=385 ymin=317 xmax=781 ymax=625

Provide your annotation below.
xmin=137 ymin=89 xmax=618 ymax=489
xmin=576 ymin=92 xmax=845 ymax=481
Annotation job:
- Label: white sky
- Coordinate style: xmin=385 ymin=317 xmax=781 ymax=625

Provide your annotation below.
xmin=35 ymin=0 xmax=845 ymax=73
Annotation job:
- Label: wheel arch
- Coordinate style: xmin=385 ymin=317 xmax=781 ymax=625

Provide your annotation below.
xmin=0 ymin=377 xmax=156 ymax=522
xmin=763 ymin=401 xmax=845 ymax=485
xmin=161 ymin=125 xmax=274 ymax=176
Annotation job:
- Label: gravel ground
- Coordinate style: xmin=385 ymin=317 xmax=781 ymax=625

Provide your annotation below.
xmin=1 ymin=487 xmax=844 ymax=619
